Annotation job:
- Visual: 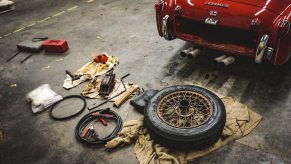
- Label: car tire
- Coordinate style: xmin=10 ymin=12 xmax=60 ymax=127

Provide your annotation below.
xmin=144 ymin=85 xmax=226 ymax=149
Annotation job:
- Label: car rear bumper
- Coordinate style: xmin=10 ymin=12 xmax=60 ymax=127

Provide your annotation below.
xmin=175 ymin=16 xmax=256 ymax=57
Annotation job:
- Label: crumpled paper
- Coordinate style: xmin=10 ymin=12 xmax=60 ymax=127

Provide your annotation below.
xmin=106 ymin=96 xmax=262 ymax=164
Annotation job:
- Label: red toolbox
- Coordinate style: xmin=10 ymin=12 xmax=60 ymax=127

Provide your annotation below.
xmin=43 ymin=40 xmax=69 ymax=53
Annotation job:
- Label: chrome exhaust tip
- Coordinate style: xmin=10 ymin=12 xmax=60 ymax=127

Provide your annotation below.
xmin=187 ymin=48 xmax=201 ymax=59
xmin=213 ymin=55 xmax=228 ymax=64
xmin=219 ymin=56 xmax=235 ymax=67
xmin=180 ymin=47 xmax=193 ymax=57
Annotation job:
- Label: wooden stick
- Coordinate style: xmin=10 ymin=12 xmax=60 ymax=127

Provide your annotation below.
xmin=113 ymin=85 xmax=139 ymax=108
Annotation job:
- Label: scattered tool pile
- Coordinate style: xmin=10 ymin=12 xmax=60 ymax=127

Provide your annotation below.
xmin=20 ymin=34 xmax=261 ymax=164
xmin=26 ymin=52 xmax=139 ymax=147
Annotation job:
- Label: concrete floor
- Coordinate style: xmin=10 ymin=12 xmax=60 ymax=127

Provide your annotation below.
xmin=0 ymin=0 xmax=291 ymax=163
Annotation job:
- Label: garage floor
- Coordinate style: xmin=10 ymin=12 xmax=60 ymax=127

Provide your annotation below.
xmin=0 ymin=0 xmax=291 ymax=163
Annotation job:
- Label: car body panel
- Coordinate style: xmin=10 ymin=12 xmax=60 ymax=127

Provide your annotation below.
xmin=155 ymin=0 xmax=291 ymax=65
xmin=229 ymin=0 xmax=290 ymax=14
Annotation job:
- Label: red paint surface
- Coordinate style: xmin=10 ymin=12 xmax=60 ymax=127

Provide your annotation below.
xmin=155 ymin=0 xmax=291 ymax=65
xmin=43 ymin=40 xmax=69 ymax=53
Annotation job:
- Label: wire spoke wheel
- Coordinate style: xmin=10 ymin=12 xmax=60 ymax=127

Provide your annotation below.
xmin=157 ymin=91 xmax=213 ymax=128
xmin=145 ymin=85 xmax=226 ymax=149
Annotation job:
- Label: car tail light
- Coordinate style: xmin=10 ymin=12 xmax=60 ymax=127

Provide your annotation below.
xmin=174 ymin=5 xmax=181 ymax=15
xmin=155 ymin=0 xmax=165 ymax=14
xmin=278 ymin=19 xmax=290 ymax=38
xmin=250 ymin=18 xmax=261 ymax=29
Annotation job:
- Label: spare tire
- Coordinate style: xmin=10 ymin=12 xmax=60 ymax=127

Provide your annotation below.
xmin=144 ymin=85 xmax=226 ymax=149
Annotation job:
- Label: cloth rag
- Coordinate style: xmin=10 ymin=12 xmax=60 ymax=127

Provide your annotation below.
xmin=106 ymin=96 xmax=262 ymax=164
xmin=63 ymin=54 xmax=118 ymax=89
xmin=82 ymin=78 xmax=139 ymax=101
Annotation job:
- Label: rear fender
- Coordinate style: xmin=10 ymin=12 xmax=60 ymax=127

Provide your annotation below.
xmin=271 ymin=6 xmax=291 ymax=65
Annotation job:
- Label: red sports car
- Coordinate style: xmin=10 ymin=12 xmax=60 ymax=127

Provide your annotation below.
xmin=155 ymin=0 xmax=291 ymax=65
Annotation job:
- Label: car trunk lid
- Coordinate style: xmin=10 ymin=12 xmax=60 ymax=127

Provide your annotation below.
xmin=228 ymin=0 xmax=288 ymax=14
xmin=177 ymin=0 xmax=260 ymax=30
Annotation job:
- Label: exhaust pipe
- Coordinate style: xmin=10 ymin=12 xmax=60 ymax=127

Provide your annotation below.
xmin=219 ymin=56 xmax=235 ymax=67
xmin=180 ymin=47 xmax=194 ymax=57
xmin=187 ymin=48 xmax=201 ymax=59
xmin=213 ymin=55 xmax=228 ymax=64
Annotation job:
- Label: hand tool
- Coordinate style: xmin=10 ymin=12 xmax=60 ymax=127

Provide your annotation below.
xmin=65 ymin=70 xmax=81 ymax=81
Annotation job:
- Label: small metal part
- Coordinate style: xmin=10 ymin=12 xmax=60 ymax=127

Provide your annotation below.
xmin=250 ymin=18 xmax=261 ymax=28
xmin=65 ymin=70 xmax=80 ymax=81
xmin=278 ymin=19 xmax=290 ymax=38
xmin=187 ymin=48 xmax=201 ymax=59
xmin=65 ymin=70 xmax=75 ymax=79
xmin=213 ymin=55 xmax=228 ymax=64
xmin=180 ymin=47 xmax=194 ymax=57
xmin=209 ymin=10 xmax=218 ymax=16
xmin=219 ymin=56 xmax=235 ymax=67
xmin=265 ymin=47 xmax=274 ymax=60
xmin=205 ymin=17 xmax=218 ymax=25
xmin=204 ymin=1 xmax=229 ymax=8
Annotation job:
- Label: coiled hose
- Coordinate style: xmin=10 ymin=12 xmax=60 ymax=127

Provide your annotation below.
xmin=75 ymin=108 xmax=123 ymax=146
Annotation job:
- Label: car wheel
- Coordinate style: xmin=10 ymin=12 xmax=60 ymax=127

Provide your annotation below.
xmin=144 ymin=85 xmax=226 ymax=149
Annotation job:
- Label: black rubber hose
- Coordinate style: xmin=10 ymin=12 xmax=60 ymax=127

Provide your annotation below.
xmin=49 ymin=95 xmax=87 ymax=120
xmin=75 ymin=108 xmax=123 ymax=146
